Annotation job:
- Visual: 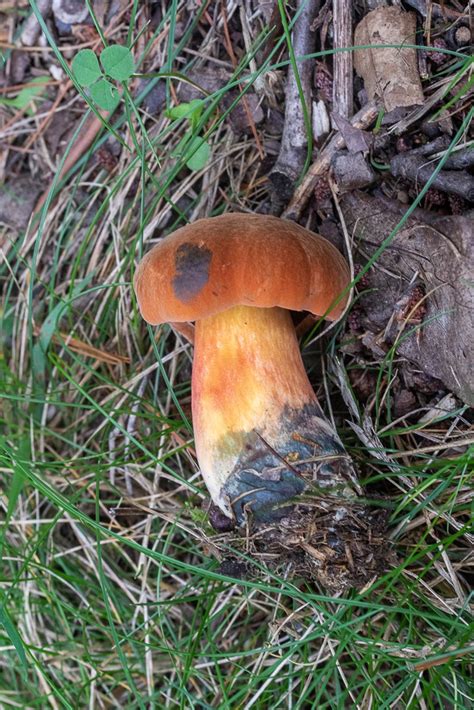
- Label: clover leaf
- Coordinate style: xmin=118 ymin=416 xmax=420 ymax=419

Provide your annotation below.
xmin=89 ymin=78 xmax=120 ymax=112
xmin=72 ymin=44 xmax=134 ymax=111
xmin=72 ymin=49 xmax=101 ymax=87
xmin=100 ymin=45 xmax=135 ymax=82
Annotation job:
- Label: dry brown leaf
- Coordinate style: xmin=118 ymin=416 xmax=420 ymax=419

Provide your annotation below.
xmin=354 ymin=7 xmax=424 ymax=112
xmin=341 ymin=192 xmax=474 ymax=405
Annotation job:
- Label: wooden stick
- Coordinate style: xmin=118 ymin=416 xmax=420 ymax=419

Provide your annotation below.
xmin=390 ymin=152 xmax=474 ymax=201
xmin=269 ymin=0 xmax=320 ymax=204
xmin=283 ymin=100 xmax=380 ymax=220
xmin=332 ymin=0 xmax=353 ymax=119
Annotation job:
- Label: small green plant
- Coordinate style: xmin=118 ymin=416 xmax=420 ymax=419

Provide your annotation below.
xmin=72 ymin=47 xmax=210 ymax=171
xmin=72 ymin=45 xmax=135 ymax=111
xmin=166 ymin=99 xmax=211 ymax=171
xmin=0 ymin=76 xmax=49 ymax=113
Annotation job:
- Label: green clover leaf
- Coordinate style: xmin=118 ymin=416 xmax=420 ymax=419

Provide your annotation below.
xmin=183 ymin=134 xmax=210 ymax=172
xmin=72 ymin=49 xmax=101 ymax=87
xmin=100 ymin=45 xmax=135 ymax=81
xmin=89 ymin=78 xmax=120 ymax=111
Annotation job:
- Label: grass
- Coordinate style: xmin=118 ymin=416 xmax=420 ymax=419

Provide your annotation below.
xmin=1 ymin=1 xmax=473 ymax=708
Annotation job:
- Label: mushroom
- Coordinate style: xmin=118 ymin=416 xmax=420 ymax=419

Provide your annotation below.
xmin=134 ymin=213 xmax=387 ymax=591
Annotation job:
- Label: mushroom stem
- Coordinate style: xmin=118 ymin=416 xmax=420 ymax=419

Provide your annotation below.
xmin=192 ymin=305 xmax=360 ymax=523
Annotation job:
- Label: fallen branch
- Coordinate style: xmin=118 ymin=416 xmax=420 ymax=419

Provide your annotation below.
xmin=269 ymin=0 xmax=320 ymax=204
xmin=354 ymin=6 xmax=424 ymax=113
xmin=283 ymin=100 xmax=380 ymax=220
xmin=390 ymin=152 xmax=474 ymax=201
xmin=435 ymin=146 xmax=474 ymax=171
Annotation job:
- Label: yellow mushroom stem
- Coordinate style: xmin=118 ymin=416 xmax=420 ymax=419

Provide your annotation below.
xmin=192 ymin=305 xmax=357 ymax=523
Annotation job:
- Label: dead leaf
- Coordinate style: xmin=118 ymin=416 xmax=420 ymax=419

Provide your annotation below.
xmin=331 ymin=113 xmax=373 ymax=153
xmin=354 ymin=7 xmax=424 ymax=112
xmin=341 ymin=192 xmax=474 ymax=405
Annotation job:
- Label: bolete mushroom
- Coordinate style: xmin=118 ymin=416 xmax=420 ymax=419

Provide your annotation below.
xmin=134 ymin=213 xmax=386 ymax=591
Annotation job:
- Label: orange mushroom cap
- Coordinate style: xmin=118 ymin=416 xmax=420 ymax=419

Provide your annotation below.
xmin=134 ymin=213 xmax=350 ymax=324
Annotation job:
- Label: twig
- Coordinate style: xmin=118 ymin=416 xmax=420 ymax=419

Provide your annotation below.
xmin=32 ymin=325 xmax=130 ymax=364
xmin=283 ymin=100 xmax=380 ymax=220
xmin=403 ymin=0 xmax=464 ymax=20
xmin=436 ymin=145 xmax=474 ymax=170
xmin=390 ymin=152 xmax=474 ymax=201
xmin=33 ymin=110 xmax=106 ymax=215
xmin=332 ymin=0 xmax=353 ymax=118
xmin=387 ymin=436 xmax=474 ymax=458
xmin=269 ymin=0 xmax=320 ymax=204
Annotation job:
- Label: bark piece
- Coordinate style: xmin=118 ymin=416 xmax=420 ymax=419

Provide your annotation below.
xmin=332 ymin=151 xmax=376 ymax=190
xmin=331 ymin=113 xmax=373 ymax=153
xmin=312 ymin=99 xmax=331 ymax=142
xmin=354 ymin=7 xmax=424 ymax=112
xmin=341 ymin=192 xmax=474 ymax=405
xmin=333 ymin=0 xmax=353 ymax=118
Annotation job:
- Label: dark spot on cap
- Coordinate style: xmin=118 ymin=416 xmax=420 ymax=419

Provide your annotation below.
xmin=172 ymin=242 xmax=212 ymax=303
